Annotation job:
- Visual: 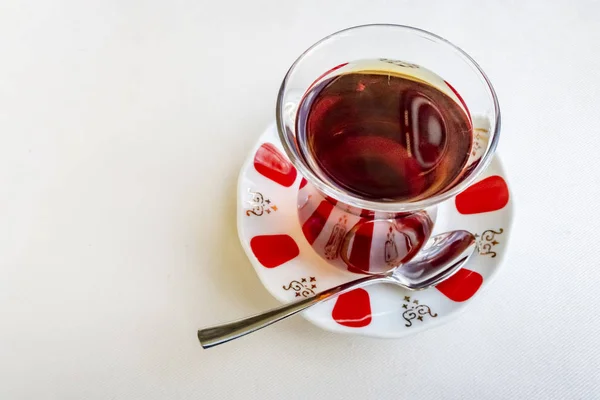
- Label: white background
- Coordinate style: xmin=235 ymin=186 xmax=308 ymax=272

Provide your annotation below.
xmin=1 ymin=1 xmax=599 ymax=399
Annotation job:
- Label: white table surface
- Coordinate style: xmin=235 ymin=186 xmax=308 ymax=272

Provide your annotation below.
xmin=1 ymin=1 xmax=599 ymax=399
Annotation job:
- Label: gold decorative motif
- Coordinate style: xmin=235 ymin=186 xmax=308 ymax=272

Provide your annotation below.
xmin=245 ymin=189 xmax=277 ymax=217
xmin=283 ymin=277 xmax=317 ymax=298
xmin=384 ymin=226 xmax=399 ymax=267
xmin=402 ymin=296 xmax=437 ymax=327
xmin=475 ymin=228 xmax=504 ymax=258
xmin=324 ymin=215 xmax=348 ymax=260
xmin=380 ymin=59 xmax=419 ymax=69
xmin=472 ymin=128 xmax=490 ymax=157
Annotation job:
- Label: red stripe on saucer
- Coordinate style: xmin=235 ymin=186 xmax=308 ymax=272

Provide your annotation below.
xmin=436 ymin=268 xmax=483 ymax=302
xmin=250 ymin=235 xmax=299 ymax=268
xmin=253 ymin=143 xmax=297 ymax=187
xmin=332 ymin=288 xmax=372 ymax=327
xmin=302 ymin=200 xmax=335 ymax=245
xmin=345 ymin=220 xmax=374 ymax=273
xmin=455 ymin=175 xmax=509 ymax=214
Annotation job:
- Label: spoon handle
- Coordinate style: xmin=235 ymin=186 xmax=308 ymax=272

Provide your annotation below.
xmin=198 ymin=274 xmax=388 ymax=348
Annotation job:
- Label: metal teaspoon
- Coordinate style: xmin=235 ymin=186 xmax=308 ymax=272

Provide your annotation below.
xmin=198 ymin=230 xmax=476 ymax=348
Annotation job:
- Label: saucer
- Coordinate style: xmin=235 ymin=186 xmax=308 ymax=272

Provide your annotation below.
xmin=237 ymin=123 xmax=513 ymax=338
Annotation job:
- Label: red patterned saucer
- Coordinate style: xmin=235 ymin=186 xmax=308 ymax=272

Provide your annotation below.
xmin=237 ymin=123 xmax=513 ymax=338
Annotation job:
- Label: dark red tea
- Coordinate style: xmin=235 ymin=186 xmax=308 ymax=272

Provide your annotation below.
xmin=297 ymin=62 xmax=473 ymax=202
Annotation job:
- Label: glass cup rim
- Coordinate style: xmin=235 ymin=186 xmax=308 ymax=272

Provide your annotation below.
xmin=276 ymin=23 xmax=501 ymax=213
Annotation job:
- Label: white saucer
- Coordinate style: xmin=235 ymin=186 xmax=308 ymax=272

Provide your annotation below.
xmin=237 ymin=123 xmax=513 ymax=338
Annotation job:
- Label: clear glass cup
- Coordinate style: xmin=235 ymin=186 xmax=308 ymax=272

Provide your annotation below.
xmin=276 ymin=24 xmax=500 ymax=273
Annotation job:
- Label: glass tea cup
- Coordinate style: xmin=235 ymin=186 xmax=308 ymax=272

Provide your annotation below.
xmin=276 ymin=24 xmax=500 ymax=274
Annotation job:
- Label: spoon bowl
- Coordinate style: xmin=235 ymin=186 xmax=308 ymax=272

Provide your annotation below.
xmin=392 ymin=229 xmax=477 ymax=289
